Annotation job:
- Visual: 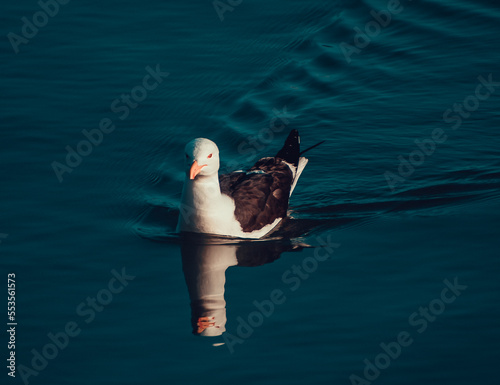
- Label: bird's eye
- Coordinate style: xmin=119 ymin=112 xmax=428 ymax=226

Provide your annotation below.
xmin=207 ymin=153 xmax=213 ymax=159
xmin=185 ymin=154 xmax=189 ymax=159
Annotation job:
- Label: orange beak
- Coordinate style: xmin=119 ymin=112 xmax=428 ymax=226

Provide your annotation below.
xmin=189 ymin=160 xmax=207 ymax=180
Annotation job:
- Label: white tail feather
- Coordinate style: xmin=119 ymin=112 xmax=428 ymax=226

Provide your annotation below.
xmin=289 ymin=157 xmax=308 ymax=196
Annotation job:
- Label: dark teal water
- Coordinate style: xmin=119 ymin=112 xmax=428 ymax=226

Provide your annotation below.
xmin=1 ymin=0 xmax=499 ymax=384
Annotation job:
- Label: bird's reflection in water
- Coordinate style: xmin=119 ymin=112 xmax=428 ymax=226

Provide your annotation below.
xmin=180 ymin=232 xmax=306 ymax=337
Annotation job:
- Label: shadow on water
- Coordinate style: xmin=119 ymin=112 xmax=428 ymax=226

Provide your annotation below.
xmin=180 ymin=232 xmax=307 ymax=338
xmin=133 ymin=212 xmax=335 ymax=340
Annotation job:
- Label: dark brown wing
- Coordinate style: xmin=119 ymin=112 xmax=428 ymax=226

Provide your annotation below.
xmin=219 ymin=157 xmax=294 ymax=233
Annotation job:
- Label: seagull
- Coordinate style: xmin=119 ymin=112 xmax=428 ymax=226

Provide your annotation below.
xmin=176 ymin=130 xmax=321 ymax=239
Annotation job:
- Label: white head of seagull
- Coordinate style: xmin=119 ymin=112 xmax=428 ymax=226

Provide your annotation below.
xmin=184 ymin=138 xmax=220 ymax=180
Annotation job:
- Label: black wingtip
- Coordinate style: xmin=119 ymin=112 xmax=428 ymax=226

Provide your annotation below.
xmin=276 ymin=129 xmax=300 ymax=166
xmin=299 ymin=140 xmax=325 ymax=156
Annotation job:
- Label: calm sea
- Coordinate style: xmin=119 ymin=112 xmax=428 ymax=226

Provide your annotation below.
xmin=1 ymin=0 xmax=499 ymax=384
